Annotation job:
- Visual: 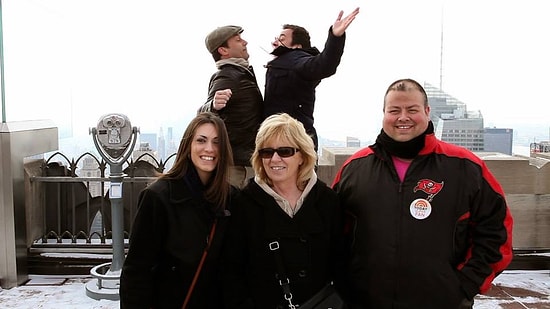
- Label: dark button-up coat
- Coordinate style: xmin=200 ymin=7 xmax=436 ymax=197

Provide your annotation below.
xmin=264 ymin=27 xmax=346 ymax=149
xmin=119 ymin=170 xmax=233 ymax=309
xmin=222 ymin=178 xmax=345 ymax=309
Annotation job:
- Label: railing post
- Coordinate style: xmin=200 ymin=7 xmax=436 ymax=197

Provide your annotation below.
xmin=0 ymin=120 xmax=58 ymax=288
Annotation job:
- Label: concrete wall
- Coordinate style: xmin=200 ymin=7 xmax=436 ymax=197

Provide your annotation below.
xmin=482 ymin=153 xmax=550 ymax=248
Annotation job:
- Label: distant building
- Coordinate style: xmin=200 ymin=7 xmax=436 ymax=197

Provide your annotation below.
xmin=140 ymin=133 xmax=157 ymax=151
xmin=133 ymin=142 xmax=159 ymax=166
xmin=424 ymin=83 xmax=485 ymax=151
xmin=164 ymin=127 xmax=178 ymax=171
xmin=79 ymin=156 xmax=102 ymax=197
xmin=166 ymin=127 xmax=177 ymax=155
xmin=157 ymin=127 xmax=166 ymax=160
xmin=530 ymin=141 xmax=550 ymax=158
xmin=485 ymin=128 xmax=513 ymax=155
xmin=346 ymin=136 xmax=361 ymax=147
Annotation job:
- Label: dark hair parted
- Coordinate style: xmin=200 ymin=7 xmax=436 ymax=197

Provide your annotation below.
xmin=283 ymin=24 xmax=311 ymax=49
xmin=383 ymin=78 xmax=429 ymax=110
xmin=161 ymin=112 xmax=233 ymax=209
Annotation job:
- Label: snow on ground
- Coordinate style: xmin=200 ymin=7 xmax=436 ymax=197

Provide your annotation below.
xmin=474 ymin=270 xmax=550 ymax=309
xmin=0 ymin=275 xmax=118 ymax=309
xmin=0 ymin=270 xmax=548 ymax=308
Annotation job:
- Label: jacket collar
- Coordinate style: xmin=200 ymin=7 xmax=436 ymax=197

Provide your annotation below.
xmin=270 ymin=45 xmax=320 ymax=57
xmin=418 ymin=132 xmax=438 ymax=156
xmin=254 ymin=172 xmax=317 ymax=217
xmin=166 ymin=166 xmax=204 ymax=203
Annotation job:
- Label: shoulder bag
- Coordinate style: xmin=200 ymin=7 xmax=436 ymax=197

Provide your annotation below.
xmin=268 ymin=240 xmax=347 ymax=309
xmin=181 ymin=219 xmax=217 ymax=309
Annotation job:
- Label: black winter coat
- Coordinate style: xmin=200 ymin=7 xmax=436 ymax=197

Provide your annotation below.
xmin=264 ymin=27 xmax=346 ymax=149
xmin=332 ymin=133 xmax=514 ymax=309
xmin=200 ymin=63 xmax=264 ymax=166
xmin=119 ymin=170 xmax=234 ymax=309
xmin=222 ymin=178 xmax=345 ymax=309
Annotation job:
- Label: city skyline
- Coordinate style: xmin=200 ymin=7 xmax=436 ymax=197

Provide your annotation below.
xmin=2 ymin=0 xmax=549 ymax=145
xmin=48 ymin=74 xmax=548 ymax=160
xmin=52 ymin=117 xmax=544 ymax=163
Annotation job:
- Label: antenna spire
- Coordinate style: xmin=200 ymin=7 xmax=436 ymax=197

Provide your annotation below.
xmin=439 ymin=4 xmax=444 ymax=90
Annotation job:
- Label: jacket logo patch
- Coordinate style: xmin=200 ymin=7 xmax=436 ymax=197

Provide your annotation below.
xmin=413 ymin=179 xmax=444 ymax=202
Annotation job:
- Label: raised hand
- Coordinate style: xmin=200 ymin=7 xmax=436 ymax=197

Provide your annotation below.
xmin=332 ymin=7 xmax=360 ymax=37
xmin=213 ymin=89 xmax=232 ymax=110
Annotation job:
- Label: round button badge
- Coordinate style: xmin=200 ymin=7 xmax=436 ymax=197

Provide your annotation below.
xmin=410 ymin=198 xmax=432 ymax=220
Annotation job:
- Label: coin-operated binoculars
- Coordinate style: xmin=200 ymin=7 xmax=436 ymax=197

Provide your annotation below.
xmin=86 ymin=113 xmax=139 ymax=300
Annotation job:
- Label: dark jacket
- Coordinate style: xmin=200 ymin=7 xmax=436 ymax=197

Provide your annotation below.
xmin=332 ymin=133 xmax=514 ymax=309
xmin=264 ymin=27 xmax=346 ymax=149
xmin=222 ymin=178 xmax=345 ymax=309
xmin=200 ymin=63 xmax=264 ymax=166
xmin=119 ymin=168 xmax=234 ymax=309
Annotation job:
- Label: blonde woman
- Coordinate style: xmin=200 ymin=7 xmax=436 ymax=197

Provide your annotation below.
xmin=222 ymin=113 xmax=346 ymax=308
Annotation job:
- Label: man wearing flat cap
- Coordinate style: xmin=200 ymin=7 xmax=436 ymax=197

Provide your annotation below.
xmin=199 ymin=25 xmax=263 ymax=189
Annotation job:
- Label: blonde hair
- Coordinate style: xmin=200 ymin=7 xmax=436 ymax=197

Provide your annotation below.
xmin=251 ymin=113 xmax=317 ymax=190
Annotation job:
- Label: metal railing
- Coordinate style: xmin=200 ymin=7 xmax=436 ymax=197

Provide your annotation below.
xmin=29 ymin=151 xmax=175 ymax=249
xmin=22 ymin=149 xmax=550 ymax=274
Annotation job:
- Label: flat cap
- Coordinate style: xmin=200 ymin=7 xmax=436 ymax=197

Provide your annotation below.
xmin=205 ymin=25 xmax=244 ymax=53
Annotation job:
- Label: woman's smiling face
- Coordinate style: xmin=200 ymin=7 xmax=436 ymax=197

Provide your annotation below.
xmin=190 ymin=123 xmax=219 ymax=184
xmin=261 ymin=136 xmax=303 ymax=187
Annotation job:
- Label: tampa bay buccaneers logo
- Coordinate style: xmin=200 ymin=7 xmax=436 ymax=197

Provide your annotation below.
xmin=413 ymin=179 xmax=444 ymax=202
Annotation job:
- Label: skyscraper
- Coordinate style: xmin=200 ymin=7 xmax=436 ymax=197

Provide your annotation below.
xmin=157 ymin=127 xmax=166 ymax=160
xmin=79 ymin=156 xmax=102 ymax=198
xmin=485 ymin=128 xmax=513 ymax=155
xmin=139 ymin=133 xmax=157 ymax=151
xmin=346 ymin=136 xmax=361 ymax=148
xmin=424 ymin=82 xmax=485 ymax=151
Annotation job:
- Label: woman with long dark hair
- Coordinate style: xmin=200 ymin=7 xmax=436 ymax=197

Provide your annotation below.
xmin=120 ymin=112 xmax=234 ymax=308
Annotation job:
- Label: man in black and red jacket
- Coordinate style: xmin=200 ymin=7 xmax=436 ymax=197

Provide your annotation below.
xmin=332 ymin=78 xmax=513 ymax=309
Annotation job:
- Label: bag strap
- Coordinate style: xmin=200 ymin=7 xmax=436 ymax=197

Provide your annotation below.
xmin=182 ymin=219 xmax=218 ymax=309
xmin=269 ymin=240 xmax=297 ymax=309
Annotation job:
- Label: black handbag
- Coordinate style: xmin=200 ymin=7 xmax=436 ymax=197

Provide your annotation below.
xmin=268 ymin=240 xmax=346 ymax=309
xmin=299 ymin=282 xmax=346 ymax=309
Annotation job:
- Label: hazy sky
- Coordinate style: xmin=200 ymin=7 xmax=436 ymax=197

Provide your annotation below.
xmin=2 ymin=0 xmax=549 ymax=143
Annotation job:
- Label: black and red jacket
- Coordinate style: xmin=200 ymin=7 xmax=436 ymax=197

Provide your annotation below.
xmin=332 ymin=133 xmax=513 ymax=309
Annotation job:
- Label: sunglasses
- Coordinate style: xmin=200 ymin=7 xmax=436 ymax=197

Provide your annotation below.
xmin=258 ymin=147 xmax=300 ymax=159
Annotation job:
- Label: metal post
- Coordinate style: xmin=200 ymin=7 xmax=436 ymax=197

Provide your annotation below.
xmin=108 ymin=165 xmax=125 ymax=272
xmin=85 ymin=113 xmax=138 ymax=301
xmin=1 ymin=0 xmax=7 ymax=123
